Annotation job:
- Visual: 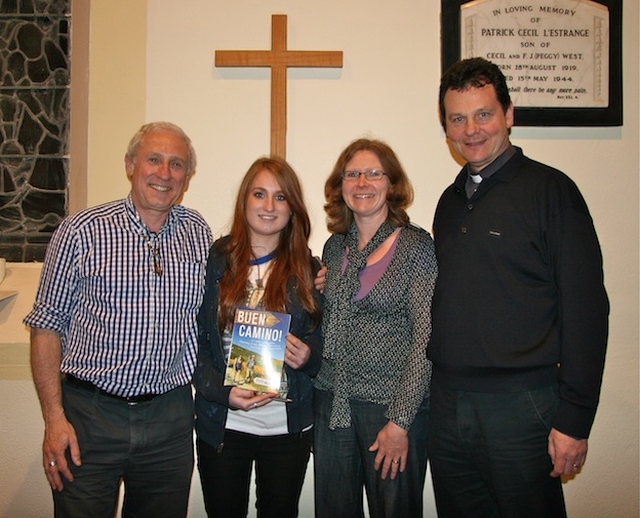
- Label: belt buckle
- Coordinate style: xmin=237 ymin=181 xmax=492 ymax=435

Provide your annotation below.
xmin=125 ymin=393 xmax=156 ymax=405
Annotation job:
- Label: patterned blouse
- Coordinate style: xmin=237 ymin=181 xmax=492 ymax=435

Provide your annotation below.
xmin=315 ymin=223 xmax=438 ymax=430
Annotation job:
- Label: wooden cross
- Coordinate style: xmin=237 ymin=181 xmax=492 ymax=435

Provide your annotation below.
xmin=215 ymin=14 xmax=343 ymax=158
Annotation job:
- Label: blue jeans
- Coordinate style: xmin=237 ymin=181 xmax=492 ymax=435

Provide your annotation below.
xmin=428 ymin=375 xmax=566 ymax=518
xmin=54 ymin=380 xmax=194 ymax=518
xmin=313 ymin=389 xmax=429 ymax=518
xmin=197 ymin=429 xmax=312 ymax=518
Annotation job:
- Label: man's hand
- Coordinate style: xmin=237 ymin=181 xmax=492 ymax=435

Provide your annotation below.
xmin=43 ymin=412 xmax=81 ymax=491
xmin=548 ymin=427 xmax=588 ymax=477
xmin=368 ymin=421 xmax=409 ymax=480
xmin=31 ymin=328 xmax=81 ymax=491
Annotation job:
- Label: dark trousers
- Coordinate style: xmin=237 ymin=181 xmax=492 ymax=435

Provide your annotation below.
xmin=197 ymin=429 xmax=312 ymax=518
xmin=428 ymin=375 xmax=567 ymax=518
xmin=313 ymin=389 xmax=430 ymax=518
xmin=54 ymin=380 xmax=194 ymax=518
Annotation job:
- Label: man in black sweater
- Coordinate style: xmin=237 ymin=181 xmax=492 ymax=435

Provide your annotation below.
xmin=428 ymin=57 xmax=609 ymax=517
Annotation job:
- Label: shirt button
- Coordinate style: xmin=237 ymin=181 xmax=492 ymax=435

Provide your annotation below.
xmin=461 ymin=227 xmax=468 ymax=234
xmin=467 ymin=204 xmax=473 ymax=210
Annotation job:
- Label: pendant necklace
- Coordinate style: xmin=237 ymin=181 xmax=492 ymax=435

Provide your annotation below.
xmin=147 ymin=233 xmax=162 ymax=276
xmin=250 ymin=250 xmax=276 ymax=289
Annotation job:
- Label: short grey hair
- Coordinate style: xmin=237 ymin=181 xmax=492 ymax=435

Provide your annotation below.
xmin=126 ymin=121 xmax=197 ymax=174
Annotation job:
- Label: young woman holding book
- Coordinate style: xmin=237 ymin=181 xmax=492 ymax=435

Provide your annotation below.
xmin=193 ymin=156 xmax=322 ymax=518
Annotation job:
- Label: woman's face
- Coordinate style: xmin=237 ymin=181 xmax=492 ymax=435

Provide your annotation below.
xmin=341 ymin=150 xmax=390 ymax=223
xmin=245 ymin=169 xmax=291 ymax=249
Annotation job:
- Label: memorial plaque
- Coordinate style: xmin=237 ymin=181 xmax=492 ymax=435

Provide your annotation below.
xmin=461 ymin=0 xmax=608 ymax=108
xmin=441 ymin=0 xmax=622 ymax=126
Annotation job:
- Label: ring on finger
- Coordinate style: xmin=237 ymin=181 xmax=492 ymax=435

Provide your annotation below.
xmin=49 ymin=460 xmax=57 ymax=467
xmin=392 ymin=460 xmax=399 ymax=464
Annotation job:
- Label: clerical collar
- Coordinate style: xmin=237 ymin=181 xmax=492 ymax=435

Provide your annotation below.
xmin=250 ymin=250 xmax=277 ymax=266
xmin=465 ymin=144 xmax=516 ymax=198
xmin=469 ymin=144 xmax=516 ymax=180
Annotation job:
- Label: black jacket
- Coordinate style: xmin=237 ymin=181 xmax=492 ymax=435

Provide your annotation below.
xmin=193 ymin=238 xmax=323 ymax=449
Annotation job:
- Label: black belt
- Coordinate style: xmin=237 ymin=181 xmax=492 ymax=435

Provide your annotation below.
xmin=65 ymin=374 xmax=159 ymax=404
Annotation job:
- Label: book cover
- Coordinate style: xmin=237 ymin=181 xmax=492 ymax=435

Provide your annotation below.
xmin=225 ymin=307 xmax=291 ymax=397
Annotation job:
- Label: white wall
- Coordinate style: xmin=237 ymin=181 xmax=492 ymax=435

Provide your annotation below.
xmin=145 ymin=3 xmax=640 ymax=516
xmin=0 ymin=1 xmax=637 ymax=517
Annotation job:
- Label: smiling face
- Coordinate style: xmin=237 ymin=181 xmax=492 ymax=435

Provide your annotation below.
xmin=341 ymin=150 xmax=390 ymax=226
xmin=443 ymin=83 xmax=514 ymax=173
xmin=245 ymin=169 xmax=291 ymax=251
xmin=125 ymin=130 xmax=191 ymax=232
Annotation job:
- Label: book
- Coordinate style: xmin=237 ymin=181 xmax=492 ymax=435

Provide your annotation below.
xmin=225 ymin=307 xmax=291 ymax=399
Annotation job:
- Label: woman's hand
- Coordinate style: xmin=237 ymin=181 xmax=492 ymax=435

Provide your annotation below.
xmin=228 ymin=387 xmax=276 ymax=411
xmin=314 ymin=260 xmax=327 ymax=293
xmin=284 ymin=333 xmax=311 ymax=370
xmin=368 ymin=421 xmax=409 ymax=480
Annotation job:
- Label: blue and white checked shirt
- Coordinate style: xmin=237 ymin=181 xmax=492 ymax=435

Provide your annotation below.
xmin=24 ymin=195 xmax=213 ymax=397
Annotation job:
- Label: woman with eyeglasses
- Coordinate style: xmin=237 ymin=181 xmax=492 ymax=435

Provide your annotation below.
xmin=193 ymin=156 xmax=322 ymax=518
xmin=313 ymin=138 xmax=437 ymax=518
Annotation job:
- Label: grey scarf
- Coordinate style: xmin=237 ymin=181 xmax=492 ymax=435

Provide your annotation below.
xmin=323 ymin=220 xmax=396 ymax=428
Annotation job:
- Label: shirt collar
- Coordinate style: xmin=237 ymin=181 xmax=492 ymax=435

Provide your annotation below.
xmin=124 ymin=194 xmax=178 ymax=236
xmin=468 ymin=143 xmax=516 ymax=181
xmin=458 ymin=144 xmax=518 ymax=198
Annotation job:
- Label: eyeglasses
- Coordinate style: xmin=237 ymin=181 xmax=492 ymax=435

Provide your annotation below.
xmin=341 ymin=169 xmax=387 ymax=182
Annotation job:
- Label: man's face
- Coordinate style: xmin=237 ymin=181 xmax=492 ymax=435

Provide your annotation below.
xmin=443 ymin=83 xmax=514 ymax=173
xmin=125 ymin=130 xmax=191 ymax=229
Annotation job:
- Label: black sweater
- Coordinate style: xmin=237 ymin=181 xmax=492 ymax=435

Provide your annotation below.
xmin=429 ymin=147 xmax=609 ymax=439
